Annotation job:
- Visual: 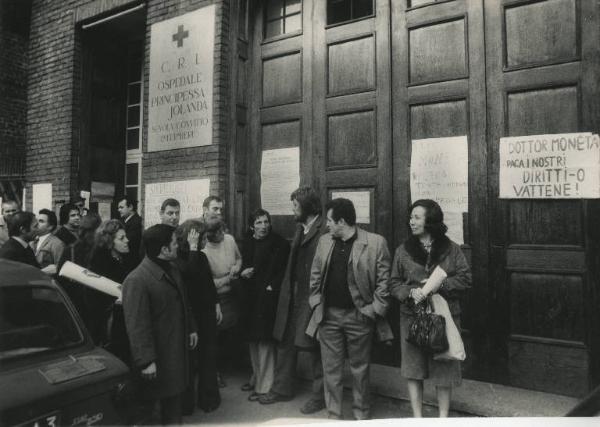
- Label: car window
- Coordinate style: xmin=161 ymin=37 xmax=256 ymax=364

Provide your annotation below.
xmin=0 ymin=286 xmax=84 ymax=361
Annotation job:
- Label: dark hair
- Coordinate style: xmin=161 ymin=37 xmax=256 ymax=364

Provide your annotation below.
xmin=7 ymin=211 xmax=36 ymax=237
xmin=94 ymin=219 xmax=125 ymax=250
xmin=206 ymin=221 xmax=226 ymax=243
xmin=290 ymin=186 xmax=321 ymax=217
xmin=409 ymin=199 xmax=448 ymax=239
xmin=117 ymin=195 xmax=138 ymax=211
xmin=59 ymin=203 xmax=80 ymax=225
xmin=325 ymin=198 xmax=356 ymax=226
xmin=175 ymin=219 xmax=207 ymax=255
xmin=1 ymin=199 xmax=19 ymax=209
xmin=203 ymin=195 xmax=223 ymax=209
xmin=78 ymin=212 xmax=102 ymax=242
xmin=39 ymin=209 xmax=58 ymax=232
xmin=143 ymin=224 xmax=175 ymax=258
xmin=160 ymin=198 xmax=180 ymax=212
xmin=248 ymin=208 xmax=271 ymax=229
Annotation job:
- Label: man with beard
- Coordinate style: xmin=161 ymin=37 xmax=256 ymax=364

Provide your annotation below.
xmin=55 ymin=203 xmax=81 ymax=246
xmin=259 ymin=186 xmax=327 ymax=415
xmin=0 ymin=199 xmax=20 ymax=247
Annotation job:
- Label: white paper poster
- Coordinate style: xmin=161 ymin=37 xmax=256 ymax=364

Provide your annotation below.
xmin=98 ymin=202 xmax=112 ymax=221
xmin=331 ymin=191 xmax=371 ymax=224
xmin=32 ymin=183 xmax=52 ymax=214
xmin=144 ymin=179 xmax=210 ymax=227
xmin=80 ymin=190 xmax=91 ymax=209
xmin=410 ymin=136 xmax=469 ymax=245
xmin=260 ymin=147 xmax=300 ymax=215
xmin=499 ymin=133 xmax=600 ymax=199
xmin=148 ymin=5 xmax=215 ymax=151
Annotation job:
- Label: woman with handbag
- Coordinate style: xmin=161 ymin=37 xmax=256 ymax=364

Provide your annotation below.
xmin=389 ymin=199 xmax=471 ymax=417
xmin=239 ymin=209 xmax=290 ymax=401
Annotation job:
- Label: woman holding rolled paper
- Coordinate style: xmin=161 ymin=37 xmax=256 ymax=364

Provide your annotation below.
xmin=389 ymin=199 xmax=471 ymax=417
xmin=88 ymin=219 xmax=132 ymax=361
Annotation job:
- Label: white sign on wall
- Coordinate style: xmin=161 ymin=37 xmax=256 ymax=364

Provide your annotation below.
xmin=144 ymin=179 xmax=210 ymax=227
xmin=148 ymin=5 xmax=215 ymax=151
xmin=32 ymin=183 xmax=52 ymax=214
xmin=331 ymin=191 xmax=371 ymax=224
xmin=499 ymin=133 xmax=600 ymax=199
xmin=260 ymin=147 xmax=300 ymax=215
xmin=410 ymin=136 xmax=469 ymax=245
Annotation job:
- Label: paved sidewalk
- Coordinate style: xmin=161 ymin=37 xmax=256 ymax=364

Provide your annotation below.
xmin=184 ymin=370 xmax=470 ymax=426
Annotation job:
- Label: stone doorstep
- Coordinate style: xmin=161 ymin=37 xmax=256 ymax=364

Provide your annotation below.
xmin=297 ymin=354 xmax=579 ymax=417
xmin=369 ymin=364 xmax=580 ymax=417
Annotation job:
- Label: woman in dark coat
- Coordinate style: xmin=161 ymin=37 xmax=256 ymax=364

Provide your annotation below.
xmin=88 ymin=219 xmax=132 ymax=360
xmin=240 ymin=209 xmax=290 ymax=401
xmin=175 ymin=219 xmax=221 ymax=413
xmin=389 ymin=199 xmax=471 ymax=417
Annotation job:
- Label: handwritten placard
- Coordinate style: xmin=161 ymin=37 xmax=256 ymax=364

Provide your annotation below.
xmin=410 ymin=136 xmax=469 ymax=245
xmin=499 ymin=133 xmax=600 ymax=199
xmin=331 ymin=191 xmax=371 ymax=224
xmin=260 ymin=147 xmax=300 ymax=215
xmin=144 ymin=179 xmax=210 ymax=227
xmin=148 ymin=5 xmax=215 ymax=151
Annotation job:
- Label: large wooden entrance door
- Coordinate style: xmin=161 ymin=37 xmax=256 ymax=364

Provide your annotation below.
xmin=390 ymin=0 xmax=489 ymax=378
xmin=485 ymin=0 xmax=600 ymax=396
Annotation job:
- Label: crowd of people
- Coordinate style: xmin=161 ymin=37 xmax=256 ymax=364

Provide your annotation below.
xmin=0 ymin=187 xmax=471 ymax=424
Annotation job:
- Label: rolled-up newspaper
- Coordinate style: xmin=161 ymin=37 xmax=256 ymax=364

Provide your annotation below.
xmin=59 ymin=261 xmax=122 ymax=298
xmin=422 ymin=265 xmax=448 ymax=296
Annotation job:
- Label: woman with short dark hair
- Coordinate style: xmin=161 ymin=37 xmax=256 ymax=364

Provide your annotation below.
xmin=240 ymin=208 xmax=290 ymax=401
xmin=389 ymin=199 xmax=471 ymax=417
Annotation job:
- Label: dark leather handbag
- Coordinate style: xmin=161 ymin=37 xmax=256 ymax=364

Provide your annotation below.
xmin=406 ymin=297 xmax=449 ymax=354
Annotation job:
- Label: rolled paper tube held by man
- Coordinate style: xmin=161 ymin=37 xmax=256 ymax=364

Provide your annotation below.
xmin=59 ymin=260 xmax=122 ymax=299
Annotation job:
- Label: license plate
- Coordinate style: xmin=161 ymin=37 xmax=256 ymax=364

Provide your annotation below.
xmin=16 ymin=411 xmax=61 ymax=427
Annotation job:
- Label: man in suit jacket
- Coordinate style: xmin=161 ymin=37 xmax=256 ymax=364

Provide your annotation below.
xmin=0 ymin=211 xmax=40 ymax=268
xmin=259 ymin=187 xmax=327 ymax=415
xmin=35 ymin=209 xmax=65 ymax=270
xmin=308 ymin=198 xmax=391 ymax=420
xmin=117 ymin=195 xmax=143 ymax=267
xmin=122 ymin=224 xmax=198 ymax=425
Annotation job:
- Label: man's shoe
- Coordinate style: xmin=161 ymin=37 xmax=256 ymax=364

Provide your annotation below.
xmin=248 ymin=392 xmax=264 ymax=402
xmin=258 ymin=391 xmax=293 ymax=404
xmin=300 ymin=399 xmax=326 ymax=414
xmin=241 ymin=383 xmax=254 ymax=392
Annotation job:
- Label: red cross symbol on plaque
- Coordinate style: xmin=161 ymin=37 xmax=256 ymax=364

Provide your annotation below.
xmin=172 ymin=24 xmax=189 ymax=48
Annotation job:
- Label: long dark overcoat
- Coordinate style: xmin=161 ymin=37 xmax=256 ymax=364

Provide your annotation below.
xmin=241 ymin=232 xmax=290 ymax=341
xmin=122 ymin=257 xmax=196 ymax=400
xmin=272 ymin=216 xmax=327 ymax=348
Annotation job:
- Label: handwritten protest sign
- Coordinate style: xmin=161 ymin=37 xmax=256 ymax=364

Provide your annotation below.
xmin=144 ymin=179 xmax=210 ymax=227
xmin=410 ymin=136 xmax=469 ymax=245
xmin=260 ymin=147 xmax=300 ymax=215
xmin=499 ymin=133 xmax=600 ymax=199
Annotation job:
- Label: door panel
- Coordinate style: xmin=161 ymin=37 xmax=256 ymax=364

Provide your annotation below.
xmin=391 ymin=0 xmax=488 ymax=377
xmin=485 ymin=0 xmax=600 ymax=396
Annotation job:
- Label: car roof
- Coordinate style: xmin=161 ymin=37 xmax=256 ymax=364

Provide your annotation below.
xmin=0 ymin=259 xmax=57 ymax=288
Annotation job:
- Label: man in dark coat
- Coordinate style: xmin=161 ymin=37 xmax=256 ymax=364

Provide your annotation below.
xmin=259 ymin=187 xmax=328 ymax=415
xmin=122 ymin=224 xmax=198 ymax=425
xmin=0 ymin=211 xmax=40 ymax=268
xmin=55 ymin=203 xmax=81 ymax=246
xmin=117 ymin=195 xmax=143 ymax=267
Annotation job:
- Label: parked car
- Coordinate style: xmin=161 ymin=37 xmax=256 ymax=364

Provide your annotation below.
xmin=0 ymin=259 xmax=130 ymax=426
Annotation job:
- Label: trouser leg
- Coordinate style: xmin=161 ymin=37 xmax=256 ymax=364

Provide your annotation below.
xmin=346 ymin=309 xmax=374 ymax=420
xmin=271 ymin=321 xmax=297 ymax=397
xmin=255 ymin=341 xmax=276 ymax=393
xmin=160 ymin=393 xmax=183 ymax=425
xmin=249 ymin=342 xmax=260 ymax=387
xmin=308 ymin=349 xmax=325 ymax=402
xmin=319 ymin=307 xmax=346 ymax=418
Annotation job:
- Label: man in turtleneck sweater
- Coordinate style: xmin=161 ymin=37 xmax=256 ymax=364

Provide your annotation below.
xmin=122 ymin=224 xmax=198 ymax=425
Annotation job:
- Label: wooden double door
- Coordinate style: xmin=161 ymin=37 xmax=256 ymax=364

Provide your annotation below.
xmin=244 ymin=0 xmax=600 ymax=396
